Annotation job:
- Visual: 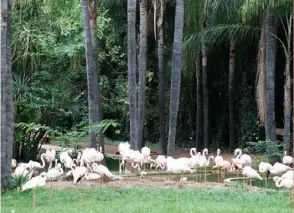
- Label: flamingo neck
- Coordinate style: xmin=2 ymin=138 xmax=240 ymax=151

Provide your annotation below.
xmin=236 ymin=150 xmax=241 ymax=159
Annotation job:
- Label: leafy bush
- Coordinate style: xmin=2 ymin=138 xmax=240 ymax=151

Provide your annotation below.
xmin=246 ymin=141 xmax=283 ymax=156
xmin=13 ymin=122 xmax=59 ymax=161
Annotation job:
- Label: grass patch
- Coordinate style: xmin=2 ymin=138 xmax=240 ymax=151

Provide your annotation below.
xmin=2 ymin=187 xmax=291 ymax=213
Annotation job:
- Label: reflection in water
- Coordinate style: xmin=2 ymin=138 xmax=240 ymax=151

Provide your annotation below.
xmin=105 ymin=157 xmax=277 ymax=189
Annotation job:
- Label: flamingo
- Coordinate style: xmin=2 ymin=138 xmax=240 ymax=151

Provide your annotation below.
xmin=150 ymin=155 xmax=167 ymax=171
xmin=60 ymin=150 xmax=74 ymax=171
xmin=92 ymin=163 xmax=120 ymax=182
xmin=242 ymin=166 xmax=262 ymax=188
xmin=118 ymin=142 xmax=133 ymax=174
xmin=258 ymin=162 xmax=272 ymax=180
xmin=282 ymin=151 xmax=293 ymax=166
xmin=45 ymin=164 xmax=64 ymax=181
xmin=11 ymin=159 xmax=17 ymax=169
xmin=234 ymin=148 xmax=252 ymax=167
xmin=44 ymin=148 xmax=56 ymax=170
xmin=85 ymin=173 xmax=101 ymax=181
xmin=214 ymin=149 xmax=223 ymax=164
xmin=21 ymin=172 xmax=47 ymax=192
xmin=213 ymin=160 xmax=232 ymax=182
xmin=141 ymin=146 xmax=151 ymax=169
xmin=80 ymin=148 xmax=104 ymax=171
xmin=166 ymin=156 xmax=193 ymax=181
xmin=73 ymin=166 xmax=87 ymax=184
xmin=269 ymin=162 xmax=292 ymax=175
xmin=27 ymin=153 xmax=46 ymax=169
xmin=13 ymin=164 xmax=34 ymax=180
xmin=190 ymin=148 xmax=197 ymax=157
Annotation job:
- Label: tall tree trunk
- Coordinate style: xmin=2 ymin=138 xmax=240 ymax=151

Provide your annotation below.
xmin=229 ymin=40 xmax=236 ymax=153
xmin=256 ymin=22 xmax=266 ymax=125
xmin=127 ymin=0 xmax=138 ymax=150
xmin=195 ymin=55 xmax=202 ymax=150
xmin=88 ymin=0 xmax=105 ymax=153
xmin=283 ymin=15 xmax=292 ymax=153
xmin=202 ymin=44 xmax=209 ymax=149
xmin=155 ymin=0 xmax=166 ymax=154
xmin=82 ymin=0 xmax=99 ymax=149
xmin=167 ymin=0 xmax=184 ymax=156
xmin=264 ymin=10 xmax=277 ymax=141
xmin=1 ymin=0 xmax=13 ymax=189
xmin=137 ymin=0 xmax=147 ymax=150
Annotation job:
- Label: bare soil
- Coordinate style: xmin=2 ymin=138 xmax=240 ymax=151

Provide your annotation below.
xmin=44 ymin=175 xmax=226 ymax=190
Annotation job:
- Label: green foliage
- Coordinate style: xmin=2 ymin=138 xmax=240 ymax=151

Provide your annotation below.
xmin=9 ymin=174 xmax=29 ymax=190
xmin=14 ymin=122 xmax=59 ymax=161
xmin=246 ymin=141 xmax=283 ymax=156
xmin=2 ymin=187 xmax=292 ymax=213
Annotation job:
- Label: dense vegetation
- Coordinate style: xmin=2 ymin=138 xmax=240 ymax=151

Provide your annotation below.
xmin=1 ymin=0 xmax=293 ymax=184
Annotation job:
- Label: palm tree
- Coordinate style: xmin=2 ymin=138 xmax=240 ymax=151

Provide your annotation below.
xmin=81 ymin=0 xmax=103 ymax=149
xmin=153 ymin=0 xmax=166 ymax=154
xmin=264 ymin=9 xmax=277 ymax=141
xmin=195 ymin=56 xmax=202 ymax=149
xmin=1 ymin=0 xmax=13 ymax=188
xmin=137 ymin=0 xmax=148 ymax=150
xmin=88 ymin=0 xmax=105 ymax=152
xmin=167 ymin=0 xmax=184 ymax=155
xmin=127 ymin=0 xmax=138 ymax=150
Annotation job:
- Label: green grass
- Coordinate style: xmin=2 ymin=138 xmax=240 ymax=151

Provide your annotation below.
xmin=2 ymin=187 xmax=292 ymax=213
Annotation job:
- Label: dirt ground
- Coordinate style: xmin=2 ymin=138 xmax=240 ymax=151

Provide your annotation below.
xmin=44 ymin=175 xmax=226 ymax=190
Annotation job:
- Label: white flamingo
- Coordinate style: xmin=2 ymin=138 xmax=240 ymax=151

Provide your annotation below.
xmin=21 ymin=172 xmax=47 ymax=192
xmin=92 ymin=163 xmax=120 ymax=182
xmin=11 ymin=159 xmax=17 ymax=169
xmin=150 ymin=155 xmax=167 ymax=171
xmin=166 ymin=156 xmax=193 ymax=181
xmin=45 ymin=164 xmax=63 ymax=181
xmin=73 ymin=166 xmax=87 ymax=184
xmin=13 ymin=164 xmax=34 ymax=180
xmin=214 ymin=149 xmax=223 ymax=164
xmin=45 ymin=148 xmax=56 ymax=170
xmin=60 ymin=150 xmax=74 ymax=170
xmin=242 ymin=166 xmax=262 ymax=188
xmin=270 ymin=162 xmax=292 ymax=175
xmin=258 ymin=162 xmax=272 ymax=180
xmin=234 ymin=148 xmax=252 ymax=167
xmin=27 ymin=153 xmax=46 ymax=169
xmin=282 ymin=151 xmax=293 ymax=165
xmin=85 ymin=173 xmax=101 ymax=181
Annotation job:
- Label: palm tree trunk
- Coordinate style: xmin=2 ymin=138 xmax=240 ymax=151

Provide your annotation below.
xmin=195 ymin=55 xmax=202 ymax=150
xmin=167 ymin=0 xmax=184 ymax=156
xmin=202 ymin=44 xmax=209 ymax=148
xmin=137 ymin=0 xmax=147 ymax=150
xmin=156 ymin=0 xmax=166 ymax=154
xmin=82 ymin=0 xmax=99 ymax=149
xmin=127 ymin=0 xmax=138 ymax=150
xmin=1 ymin=0 xmax=13 ymax=189
xmin=229 ymin=39 xmax=236 ymax=153
xmin=88 ymin=0 xmax=104 ymax=152
xmin=264 ymin=9 xmax=277 ymax=141
xmin=283 ymin=15 xmax=292 ymax=153
xmin=256 ymin=22 xmax=266 ymax=126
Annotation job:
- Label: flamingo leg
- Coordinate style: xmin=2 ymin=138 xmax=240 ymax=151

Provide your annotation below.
xmin=32 ymin=189 xmax=36 ymax=208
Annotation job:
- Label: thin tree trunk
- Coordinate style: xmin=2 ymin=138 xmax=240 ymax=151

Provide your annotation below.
xmin=1 ymin=0 xmax=13 ymax=189
xmin=81 ymin=0 xmax=98 ymax=148
xmin=195 ymin=55 xmax=202 ymax=150
xmin=202 ymin=44 xmax=209 ymax=148
xmin=157 ymin=0 xmax=166 ymax=154
xmin=167 ymin=0 xmax=184 ymax=156
xmin=137 ymin=0 xmax=147 ymax=150
xmin=264 ymin=10 xmax=277 ymax=141
xmin=88 ymin=0 xmax=104 ymax=153
xmin=283 ymin=15 xmax=292 ymax=153
xmin=127 ymin=0 xmax=138 ymax=150
xmin=229 ymin=40 xmax=236 ymax=153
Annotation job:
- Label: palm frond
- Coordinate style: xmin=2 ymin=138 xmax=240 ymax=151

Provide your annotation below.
xmin=183 ymin=24 xmax=259 ymax=62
